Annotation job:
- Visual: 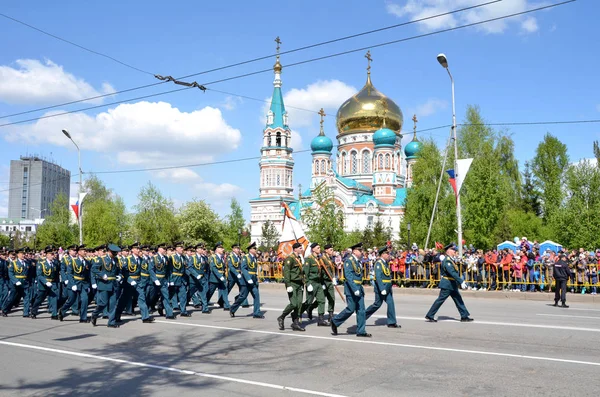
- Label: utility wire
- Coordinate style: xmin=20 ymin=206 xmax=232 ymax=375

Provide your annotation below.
xmin=0 ymin=0 xmax=501 ymax=120
xmin=0 ymin=12 xmax=154 ymax=76
xmin=0 ymin=0 xmax=575 ymax=129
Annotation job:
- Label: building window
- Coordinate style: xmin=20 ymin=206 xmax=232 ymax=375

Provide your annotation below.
xmin=342 ymin=152 xmax=347 ymax=174
xmin=351 ymin=151 xmax=358 ymax=174
xmin=378 ymin=154 xmax=383 ymax=169
xmin=276 ymin=173 xmax=281 ymax=186
xmin=276 ymin=132 xmax=282 ymax=147
xmin=385 ymin=154 xmax=391 ymax=169
xmin=367 ymin=216 xmax=374 ymax=228
xmin=314 ymin=160 xmax=320 ymax=174
xmin=321 ymin=160 xmax=326 ymax=174
xmin=26 ymin=226 xmax=31 ymax=232
xmin=267 ymin=132 xmax=271 ymax=146
xmin=266 ymin=173 xmax=271 ymax=187
xmin=362 ymin=151 xmax=370 ymax=173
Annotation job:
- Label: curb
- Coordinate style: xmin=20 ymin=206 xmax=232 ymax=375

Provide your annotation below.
xmin=257 ymin=282 xmax=600 ymax=303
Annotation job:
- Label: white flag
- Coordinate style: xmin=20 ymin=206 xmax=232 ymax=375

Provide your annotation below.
xmin=455 ymin=158 xmax=473 ymax=195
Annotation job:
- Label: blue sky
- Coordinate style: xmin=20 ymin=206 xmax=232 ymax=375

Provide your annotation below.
xmin=0 ymin=0 xmax=598 ymax=219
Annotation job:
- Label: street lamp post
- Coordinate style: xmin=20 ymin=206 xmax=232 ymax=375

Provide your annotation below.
xmin=30 ymin=207 xmax=47 ymax=218
xmin=238 ymin=228 xmax=242 ymax=247
xmin=62 ymin=129 xmax=83 ymax=245
xmin=437 ymin=53 xmax=463 ymax=258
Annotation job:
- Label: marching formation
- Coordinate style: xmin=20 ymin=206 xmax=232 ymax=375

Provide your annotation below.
xmin=0 ymin=239 xmax=472 ymax=335
xmin=0 ymin=241 xmax=264 ymax=327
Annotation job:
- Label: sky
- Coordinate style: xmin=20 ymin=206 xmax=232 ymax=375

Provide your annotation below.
xmin=0 ymin=0 xmax=598 ymax=220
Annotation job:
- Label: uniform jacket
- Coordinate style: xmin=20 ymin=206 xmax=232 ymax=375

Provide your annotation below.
xmin=303 ymin=255 xmax=321 ymax=285
xmin=283 ymin=253 xmax=304 ymax=286
xmin=186 ymin=254 xmax=206 ymax=280
xmin=90 ymin=255 xmax=120 ymax=291
xmin=152 ymin=254 xmax=169 ymax=281
xmin=36 ymin=258 xmax=59 ymax=291
xmin=241 ymin=253 xmax=258 ymax=283
xmin=169 ymin=253 xmax=187 ymax=286
xmin=67 ymin=256 xmax=90 ymax=289
xmin=438 ymin=256 xmax=464 ymax=290
xmin=208 ymin=254 xmax=226 ymax=284
xmin=227 ymin=253 xmax=243 ymax=283
xmin=343 ymin=255 xmax=363 ymax=296
xmin=374 ymin=258 xmax=392 ymax=293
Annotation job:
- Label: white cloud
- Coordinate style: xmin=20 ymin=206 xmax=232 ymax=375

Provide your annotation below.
xmin=3 ymin=101 xmax=242 ymax=168
xmin=0 ymin=59 xmax=115 ymax=105
xmin=414 ymin=98 xmax=448 ymax=117
xmin=386 ymin=0 xmax=541 ymax=35
xmin=290 ymin=130 xmax=303 ymax=151
xmin=221 ymin=96 xmax=243 ymax=111
xmin=154 ymin=167 xmax=243 ymax=200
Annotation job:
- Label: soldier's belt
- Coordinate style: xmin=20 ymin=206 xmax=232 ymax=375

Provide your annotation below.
xmin=45 ymin=278 xmax=55 ymax=282
xmin=106 ymin=277 xmax=116 ymax=280
xmin=248 ymin=272 xmax=257 ymax=275
xmin=129 ymin=276 xmax=141 ymax=279
xmin=141 ymin=273 xmax=150 ymax=277
xmin=382 ymin=280 xmax=392 ymax=283
xmin=156 ymin=274 xmax=165 ymax=278
xmin=73 ymin=276 xmax=85 ymax=280
xmin=352 ymin=280 xmax=362 ymax=284
xmin=172 ymin=272 xmax=183 ymax=276
xmin=15 ymin=275 xmax=27 ymax=279
xmin=442 ymin=276 xmax=455 ymax=280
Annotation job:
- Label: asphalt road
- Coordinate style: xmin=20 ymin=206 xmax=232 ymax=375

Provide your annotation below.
xmin=1 ymin=285 xmax=598 ymax=397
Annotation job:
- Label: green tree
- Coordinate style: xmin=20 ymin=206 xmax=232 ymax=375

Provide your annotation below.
xmin=82 ymin=175 xmax=127 ymax=246
xmin=302 ymin=185 xmax=346 ymax=249
xmin=521 ymin=161 xmax=542 ymax=216
xmin=223 ymin=198 xmax=249 ymax=249
xmin=594 ymin=141 xmax=600 ymax=163
xmin=178 ymin=199 xmax=224 ymax=247
xmin=133 ymin=182 xmax=179 ymax=244
xmin=362 ymin=216 xmax=391 ymax=249
xmin=531 ymin=133 xmax=569 ymax=223
xmin=259 ymin=220 xmax=280 ymax=250
xmin=35 ymin=193 xmax=77 ymax=248
xmin=0 ymin=234 xmax=10 ymax=248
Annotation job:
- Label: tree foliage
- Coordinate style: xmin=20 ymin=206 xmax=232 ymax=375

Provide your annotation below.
xmin=133 ymin=182 xmax=179 ymax=244
xmin=82 ymin=175 xmax=127 ymax=246
xmin=259 ymin=220 xmax=280 ymax=250
xmin=223 ymin=198 xmax=249 ymax=249
xmin=177 ymin=199 xmax=224 ymax=247
xmin=302 ymin=185 xmax=346 ymax=249
xmin=35 ymin=193 xmax=77 ymax=248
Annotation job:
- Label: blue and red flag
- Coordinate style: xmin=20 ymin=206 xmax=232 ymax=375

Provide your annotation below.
xmin=446 ymin=169 xmax=458 ymax=198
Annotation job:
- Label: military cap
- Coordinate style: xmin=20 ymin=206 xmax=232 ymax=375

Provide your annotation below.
xmin=214 ymin=242 xmax=223 ymax=251
xmin=98 ymin=244 xmax=107 ymax=251
xmin=166 ymin=245 xmax=173 ymax=250
xmin=67 ymin=244 xmax=77 ymax=251
xmin=324 ymin=243 xmax=333 ymax=250
xmin=444 ymin=243 xmax=457 ymax=251
xmin=378 ymin=246 xmax=388 ymax=256
xmin=107 ymin=243 xmax=121 ymax=253
xmin=247 ymin=242 xmax=256 ymax=251
xmin=185 ymin=245 xmax=194 ymax=251
xmin=121 ymin=245 xmax=130 ymax=251
xmin=350 ymin=242 xmax=363 ymax=250
xmin=85 ymin=246 xmax=95 ymax=252
xmin=174 ymin=241 xmax=184 ymax=248
xmin=157 ymin=243 xmax=167 ymax=249
xmin=8 ymin=248 xmax=16 ymax=254
xmin=15 ymin=247 xmax=25 ymax=253
xmin=292 ymin=242 xmax=302 ymax=249
xmin=76 ymin=244 xmax=86 ymax=251
xmin=130 ymin=241 xmax=141 ymax=249
xmin=310 ymin=242 xmax=319 ymax=249
xmin=195 ymin=243 xmax=205 ymax=249
xmin=232 ymin=243 xmax=240 ymax=249
xmin=44 ymin=245 xmax=55 ymax=254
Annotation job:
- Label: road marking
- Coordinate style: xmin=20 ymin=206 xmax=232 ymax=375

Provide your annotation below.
xmin=261 ymin=307 xmax=600 ymax=333
xmin=156 ymin=320 xmax=600 ymax=367
xmin=537 ymin=313 xmax=600 ymax=320
xmin=0 ymin=340 xmax=347 ymax=397
xmin=565 ymin=308 xmax=600 ymax=312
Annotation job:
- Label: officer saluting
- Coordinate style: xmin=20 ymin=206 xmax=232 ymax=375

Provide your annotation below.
xmin=331 ymin=242 xmax=371 ymax=338
xmin=365 ymin=246 xmax=399 ymax=328
xmin=425 ymin=243 xmax=474 ymax=323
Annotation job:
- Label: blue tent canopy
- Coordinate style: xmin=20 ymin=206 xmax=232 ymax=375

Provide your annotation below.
xmin=497 ymin=241 xmax=519 ymax=254
xmin=539 ymin=240 xmax=562 ymax=253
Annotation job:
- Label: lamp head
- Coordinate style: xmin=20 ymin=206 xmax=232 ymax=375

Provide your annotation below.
xmin=62 ymin=129 xmax=71 ymax=139
xmin=437 ymin=53 xmax=448 ymax=68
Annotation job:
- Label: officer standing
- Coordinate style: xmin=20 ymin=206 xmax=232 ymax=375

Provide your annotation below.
xmin=331 ymin=242 xmax=371 ymax=337
xmin=553 ymin=253 xmax=570 ymax=308
xmin=30 ymin=246 xmax=60 ymax=319
xmin=91 ymin=244 xmax=121 ymax=326
xmin=230 ymin=242 xmax=264 ymax=318
xmin=301 ymin=242 xmax=329 ymax=327
xmin=365 ymin=247 xmax=399 ymax=328
xmin=278 ymin=242 xmax=305 ymax=332
xmin=207 ymin=242 xmax=229 ymax=311
xmin=58 ymin=245 xmax=91 ymax=322
xmin=425 ymin=243 xmax=474 ymax=323
xmin=321 ymin=243 xmax=337 ymax=322
xmin=168 ymin=242 xmax=191 ymax=317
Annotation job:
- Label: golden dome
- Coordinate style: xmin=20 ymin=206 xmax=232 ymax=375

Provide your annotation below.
xmin=336 ymin=74 xmax=403 ymax=135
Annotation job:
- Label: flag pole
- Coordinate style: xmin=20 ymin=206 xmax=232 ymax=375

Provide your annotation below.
xmin=424 ymin=132 xmax=452 ymax=250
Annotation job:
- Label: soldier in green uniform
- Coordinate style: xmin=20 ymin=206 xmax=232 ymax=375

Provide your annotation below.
xmin=331 ymin=242 xmax=371 ymax=337
xmin=365 ymin=247 xmax=399 ymax=328
xmin=91 ymin=244 xmax=121 ymax=327
xmin=301 ymin=242 xmax=329 ymax=326
xmin=30 ymin=246 xmax=60 ymax=319
xmin=320 ymin=244 xmax=337 ymax=321
xmin=277 ymin=242 xmax=305 ymax=332
xmin=425 ymin=243 xmax=474 ymax=323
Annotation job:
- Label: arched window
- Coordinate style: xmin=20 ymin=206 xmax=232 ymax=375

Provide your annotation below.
xmin=321 ymin=160 xmax=326 ymax=174
xmin=266 ymin=172 xmax=271 ymax=187
xmin=342 ymin=152 xmax=347 ymax=174
xmin=378 ymin=154 xmax=383 ymax=169
xmin=362 ymin=151 xmax=370 ymax=173
xmin=276 ymin=132 xmax=281 ymax=147
xmin=276 ymin=172 xmax=281 ymax=186
xmin=385 ymin=154 xmax=391 ymax=169
xmin=284 ymin=135 xmax=288 ymax=147
xmin=314 ymin=160 xmax=320 ymax=174
xmin=351 ymin=151 xmax=358 ymax=174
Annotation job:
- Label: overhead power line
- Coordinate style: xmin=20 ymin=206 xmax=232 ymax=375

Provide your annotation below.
xmin=0 ymin=0 xmax=501 ymax=120
xmin=0 ymin=12 xmax=154 ymax=76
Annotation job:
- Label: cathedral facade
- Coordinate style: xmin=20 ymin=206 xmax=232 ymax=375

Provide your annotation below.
xmin=249 ymin=49 xmax=422 ymax=244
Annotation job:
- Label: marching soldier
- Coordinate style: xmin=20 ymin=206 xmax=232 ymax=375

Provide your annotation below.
xmin=425 ymin=243 xmax=474 ymax=323
xmin=168 ymin=242 xmax=191 ymax=317
xmin=149 ymin=243 xmax=174 ymax=318
xmin=60 ymin=245 xmax=77 ymax=312
xmin=331 ymin=242 xmax=371 ymax=337
xmin=278 ymin=242 xmax=305 ymax=331
xmin=230 ymin=242 xmax=264 ymax=318
xmin=0 ymin=248 xmax=8 ymax=306
xmin=301 ymin=242 xmax=329 ymax=326
xmin=321 ymin=244 xmax=337 ymax=321
xmin=31 ymin=246 xmax=60 ymax=319
xmin=91 ymin=244 xmax=121 ymax=327
xmin=207 ymin=242 xmax=229 ymax=311
xmin=198 ymin=244 xmax=212 ymax=314
xmin=187 ymin=243 xmax=209 ymax=312
xmin=2 ymin=248 xmax=33 ymax=317
xmin=59 ymin=245 xmax=90 ymax=323
xmin=227 ymin=244 xmax=249 ymax=309
xmin=365 ymin=246 xmax=399 ymax=328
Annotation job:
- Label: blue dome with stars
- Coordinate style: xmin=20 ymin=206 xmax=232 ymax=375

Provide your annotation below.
xmin=404 ymin=139 xmax=422 ymax=159
xmin=373 ymin=128 xmax=397 ymax=147
xmin=311 ymin=134 xmax=333 ymax=153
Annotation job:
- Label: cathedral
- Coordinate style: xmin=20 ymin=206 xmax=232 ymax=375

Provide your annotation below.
xmin=249 ymin=46 xmax=422 ymax=244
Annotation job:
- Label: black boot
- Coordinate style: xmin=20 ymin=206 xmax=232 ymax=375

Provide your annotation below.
xmin=307 ymin=308 xmax=313 ymax=321
xmin=291 ymin=318 xmax=305 ymax=332
xmin=328 ymin=311 xmax=334 ymax=321
xmin=277 ymin=316 xmax=285 ymax=330
xmin=317 ymin=314 xmax=330 ymax=327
